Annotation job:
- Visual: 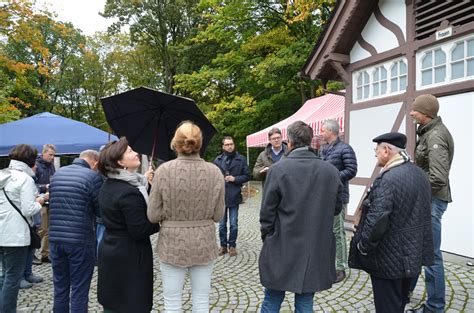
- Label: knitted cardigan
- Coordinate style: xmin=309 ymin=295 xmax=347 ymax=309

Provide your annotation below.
xmin=147 ymin=154 xmax=225 ymax=267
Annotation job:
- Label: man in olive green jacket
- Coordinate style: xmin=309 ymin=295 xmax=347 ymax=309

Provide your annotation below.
xmin=407 ymin=94 xmax=454 ymax=313
xmin=253 ymin=128 xmax=288 ymax=186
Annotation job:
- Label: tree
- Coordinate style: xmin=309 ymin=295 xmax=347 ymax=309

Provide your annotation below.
xmin=102 ymin=0 xmax=202 ymax=93
xmin=0 ymin=1 xmax=86 ymax=119
xmin=175 ymin=0 xmax=336 ymax=155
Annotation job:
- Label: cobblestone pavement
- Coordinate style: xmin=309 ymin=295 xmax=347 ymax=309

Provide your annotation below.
xmin=17 ymin=182 xmax=474 ymax=312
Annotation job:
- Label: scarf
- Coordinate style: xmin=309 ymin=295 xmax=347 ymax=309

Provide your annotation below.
xmin=107 ymin=169 xmax=149 ymax=204
xmin=381 ymin=150 xmax=411 ymax=173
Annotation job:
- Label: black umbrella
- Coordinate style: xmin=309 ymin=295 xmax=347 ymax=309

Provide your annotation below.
xmin=101 ymin=87 xmax=217 ymax=161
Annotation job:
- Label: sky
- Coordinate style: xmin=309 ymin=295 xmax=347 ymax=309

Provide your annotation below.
xmin=35 ymin=0 xmax=112 ymax=36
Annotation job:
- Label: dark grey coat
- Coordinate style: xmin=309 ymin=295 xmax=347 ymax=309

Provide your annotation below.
xmin=259 ymin=147 xmax=343 ymax=294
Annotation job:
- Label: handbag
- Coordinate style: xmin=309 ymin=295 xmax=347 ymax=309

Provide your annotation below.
xmin=2 ymin=188 xmax=41 ymax=249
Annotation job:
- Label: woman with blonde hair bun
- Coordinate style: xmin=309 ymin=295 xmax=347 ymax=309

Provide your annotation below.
xmin=148 ymin=121 xmax=225 ymax=312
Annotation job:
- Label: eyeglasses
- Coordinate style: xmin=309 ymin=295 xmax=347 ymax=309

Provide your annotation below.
xmin=223 ymin=143 xmax=234 ymax=146
xmin=374 ymin=144 xmax=392 ymax=153
xmin=270 ymin=136 xmax=282 ymax=141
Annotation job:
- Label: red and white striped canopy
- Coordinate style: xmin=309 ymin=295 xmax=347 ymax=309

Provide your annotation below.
xmin=246 ymin=93 xmax=344 ymax=148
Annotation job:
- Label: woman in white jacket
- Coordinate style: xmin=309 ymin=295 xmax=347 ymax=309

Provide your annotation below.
xmin=0 ymin=144 xmax=46 ymax=313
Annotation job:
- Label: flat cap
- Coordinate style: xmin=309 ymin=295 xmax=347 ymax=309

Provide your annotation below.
xmin=372 ymin=132 xmax=407 ymax=149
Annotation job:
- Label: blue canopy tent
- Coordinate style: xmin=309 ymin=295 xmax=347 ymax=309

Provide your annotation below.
xmin=0 ymin=112 xmax=117 ymax=156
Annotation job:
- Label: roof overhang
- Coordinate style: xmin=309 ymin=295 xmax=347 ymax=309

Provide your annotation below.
xmin=302 ymin=0 xmax=378 ymax=82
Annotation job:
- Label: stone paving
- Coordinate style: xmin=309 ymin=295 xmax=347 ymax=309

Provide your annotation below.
xmin=17 ymin=182 xmax=474 ymax=312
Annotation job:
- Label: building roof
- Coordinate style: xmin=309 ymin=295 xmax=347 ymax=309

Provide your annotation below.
xmin=302 ymin=0 xmax=377 ymax=81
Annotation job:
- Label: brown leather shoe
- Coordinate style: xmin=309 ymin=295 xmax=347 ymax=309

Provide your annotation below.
xmin=218 ymin=246 xmax=228 ymax=256
xmin=229 ymin=247 xmax=237 ymax=256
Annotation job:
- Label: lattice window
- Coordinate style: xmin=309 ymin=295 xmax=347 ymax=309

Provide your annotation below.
xmin=390 ymin=60 xmax=407 ymax=92
xmin=372 ymin=66 xmax=387 ymax=97
xmin=356 ymin=71 xmax=370 ymax=100
xmin=421 ymin=48 xmax=446 ymax=86
xmin=451 ymin=38 xmax=474 ymax=80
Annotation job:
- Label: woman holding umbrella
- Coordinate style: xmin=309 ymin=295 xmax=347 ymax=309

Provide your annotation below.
xmin=148 ymin=121 xmax=225 ymax=312
xmin=97 ymin=138 xmax=160 ymax=313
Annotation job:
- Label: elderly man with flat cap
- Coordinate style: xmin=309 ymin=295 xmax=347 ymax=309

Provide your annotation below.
xmin=348 ymin=132 xmax=433 ymax=313
xmin=407 ymin=94 xmax=454 ymax=313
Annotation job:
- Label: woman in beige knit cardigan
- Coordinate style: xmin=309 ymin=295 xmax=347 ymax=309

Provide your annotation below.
xmin=147 ymin=121 xmax=225 ymax=312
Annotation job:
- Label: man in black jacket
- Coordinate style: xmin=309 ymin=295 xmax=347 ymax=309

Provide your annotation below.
xmin=321 ymin=119 xmax=358 ymax=283
xmin=49 ymin=150 xmax=103 ymax=313
xmin=213 ymin=136 xmax=250 ymax=257
xmin=349 ymin=132 xmax=433 ymax=313
xmin=35 ymin=143 xmax=56 ymax=263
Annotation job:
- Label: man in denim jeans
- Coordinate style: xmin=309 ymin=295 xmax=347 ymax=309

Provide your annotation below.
xmin=213 ymin=136 xmax=250 ymax=257
xmin=407 ymin=94 xmax=454 ymax=313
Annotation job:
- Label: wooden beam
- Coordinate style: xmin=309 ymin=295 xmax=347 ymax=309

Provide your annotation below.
xmin=327 ymin=53 xmax=350 ymax=64
xmin=329 ymin=60 xmax=351 ymax=84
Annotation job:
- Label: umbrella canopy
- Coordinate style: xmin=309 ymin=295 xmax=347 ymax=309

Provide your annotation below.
xmin=101 ymin=87 xmax=217 ymax=161
xmin=0 ymin=112 xmax=117 ymax=156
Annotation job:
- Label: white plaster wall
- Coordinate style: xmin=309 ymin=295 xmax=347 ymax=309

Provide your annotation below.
xmin=361 ymin=14 xmax=398 ymax=54
xmin=348 ymin=185 xmax=367 ymax=216
xmin=379 ymin=0 xmax=406 ymax=41
xmin=347 ymin=102 xmax=407 ymax=216
xmin=437 ymin=92 xmax=474 ymax=258
xmin=350 ymin=41 xmax=372 ymax=63
xmin=349 ymin=102 xmax=404 ymax=178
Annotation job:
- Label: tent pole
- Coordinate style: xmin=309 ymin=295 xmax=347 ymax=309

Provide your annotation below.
xmin=247 ymin=146 xmax=250 ymax=210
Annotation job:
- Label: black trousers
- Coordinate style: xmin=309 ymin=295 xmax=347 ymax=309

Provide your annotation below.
xmin=370 ymin=275 xmax=411 ymax=313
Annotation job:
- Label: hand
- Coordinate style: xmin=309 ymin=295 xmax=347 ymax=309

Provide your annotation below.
xmin=36 ymin=196 xmax=45 ymax=206
xmin=259 ymin=167 xmax=269 ymax=173
xmin=145 ymin=166 xmax=154 ymax=185
xmin=225 ymin=175 xmax=235 ymax=182
xmin=43 ymin=192 xmax=50 ymax=201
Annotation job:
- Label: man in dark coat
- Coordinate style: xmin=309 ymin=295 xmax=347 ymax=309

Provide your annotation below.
xmin=253 ymin=127 xmax=288 ymax=186
xmin=213 ymin=136 xmax=250 ymax=257
xmin=49 ymin=150 xmax=103 ymax=313
xmin=321 ymin=119 xmax=358 ymax=283
xmin=259 ymin=121 xmax=343 ymax=312
xmin=35 ymin=143 xmax=56 ymax=263
xmin=348 ymin=132 xmax=433 ymax=313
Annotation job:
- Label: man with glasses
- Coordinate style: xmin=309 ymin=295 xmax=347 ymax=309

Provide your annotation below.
xmin=213 ymin=136 xmax=250 ymax=257
xmin=253 ymin=128 xmax=288 ymax=186
xmin=348 ymin=132 xmax=433 ymax=313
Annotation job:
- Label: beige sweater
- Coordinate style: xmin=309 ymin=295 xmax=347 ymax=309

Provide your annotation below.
xmin=147 ymin=154 xmax=225 ymax=267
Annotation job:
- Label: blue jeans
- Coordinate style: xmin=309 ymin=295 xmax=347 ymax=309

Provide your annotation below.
xmin=23 ymin=248 xmax=33 ymax=278
xmin=261 ymin=288 xmax=314 ymax=312
xmin=219 ymin=206 xmax=238 ymax=248
xmin=0 ymin=246 xmax=28 ymax=313
xmin=410 ymin=198 xmax=447 ymax=312
xmin=50 ymin=242 xmax=95 ymax=313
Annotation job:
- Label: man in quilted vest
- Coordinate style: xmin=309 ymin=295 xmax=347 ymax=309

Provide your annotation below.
xmin=348 ymin=132 xmax=433 ymax=313
xmin=321 ymin=119 xmax=358 ymax=283
xmin=49 ymin=150 xmax=103 ymax=312
xmin=407 ymin=94 xmax=454 ymax=313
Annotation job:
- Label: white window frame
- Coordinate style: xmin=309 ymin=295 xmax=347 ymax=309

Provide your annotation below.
xmin=372 ymin=66 xmax=388 ymax=97
xmin=449 ymin=37 xmax=474 ymax=81
xmin=352 ymin=57 xmax=408 ymax=103
xmin=416 ymin=34 xmax=474 ymax=90
xmin=390 ymin=60 xmax=407 ymax=93
xmin=355 ymin=71 xmax=370 ymax=101
xmin=420 ymin=48 xmax=446 ymax=86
